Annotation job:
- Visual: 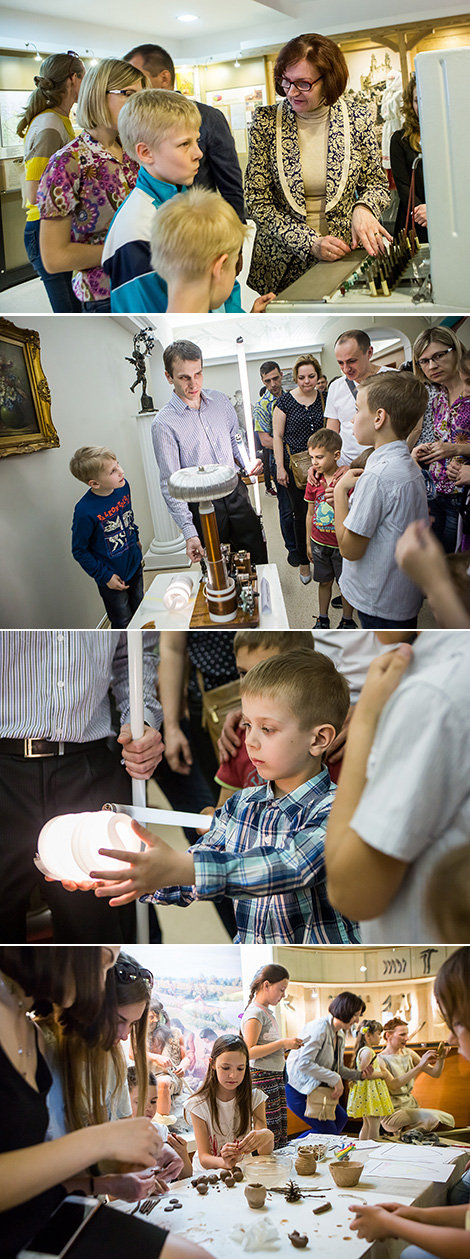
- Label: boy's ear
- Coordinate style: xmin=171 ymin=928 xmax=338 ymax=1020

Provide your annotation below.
xmin=375 ymin=407 xmax=388 ymax=430
xmin=212 ymin=253 xmax=229 ymax=283
xmin=309 ymin=722 xmax=337 ymax=756
xmin=135 ymin=139 xmax=156 ymax=165
xmin=88 ymin=477 xmax=100 ymax=489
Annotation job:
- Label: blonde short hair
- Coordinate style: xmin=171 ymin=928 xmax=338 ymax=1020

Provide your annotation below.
xmin=75 ymin=58 xmax=147 ymax=131
xmin=240 ymin=649 xmax=350 ymax=737
xmin=151 ymin=188 xmax=247 ymax=282
xmin=70 ymin=445 xmax=117 ymax=484
xmin=118 ymin=89 xmax=201 ymax=161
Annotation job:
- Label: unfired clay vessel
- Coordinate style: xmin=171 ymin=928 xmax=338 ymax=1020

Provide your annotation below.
xmin=294 ymin=1146 xmax=317 ymax=1176
xmin=245 ymin=1183 xmax=267 ymax=1209
xmin=329 ymin=1161 xmax=363 ymax=1188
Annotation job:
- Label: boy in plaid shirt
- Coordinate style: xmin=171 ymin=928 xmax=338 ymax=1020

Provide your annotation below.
xmin=90 ymin=651 xmax=360 ymax=944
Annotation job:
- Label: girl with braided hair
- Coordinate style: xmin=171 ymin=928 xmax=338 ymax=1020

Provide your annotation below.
xmin=346 ymin=1019 xmax=395 ymax=1139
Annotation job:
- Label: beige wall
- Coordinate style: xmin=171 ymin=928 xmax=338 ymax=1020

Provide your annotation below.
xmin=0 ymin=315 xmax=155 ymax=629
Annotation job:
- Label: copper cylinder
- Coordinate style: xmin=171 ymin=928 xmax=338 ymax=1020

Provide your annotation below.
xmin=200 ymin=505 xmax=229 ymax=592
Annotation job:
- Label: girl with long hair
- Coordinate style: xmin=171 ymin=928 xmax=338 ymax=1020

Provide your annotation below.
xmin=185 ymin=1032 xmax=274 ymax=1174
xmin=0 ymin=947 xmax=211 ymax=1259
xmin=18 ymin=52 xmax=85 ymax=311
xmin=346 ymin=1019 xmax=395 ymax=1140
xmin=390 ymin=74 xmax=428 ymax=244
xmin=241 ymin=964 xmax=302 ymax=1148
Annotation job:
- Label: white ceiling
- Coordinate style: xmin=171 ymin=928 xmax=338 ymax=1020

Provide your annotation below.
xmin=132 ymin=313 xmax=404 ymax=362
xmin=2 ymin=0 xmax=466 ymax=63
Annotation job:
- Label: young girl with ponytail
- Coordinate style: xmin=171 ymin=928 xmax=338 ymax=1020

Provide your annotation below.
xmin=241 ymin=964 xmax=302 ymax=1148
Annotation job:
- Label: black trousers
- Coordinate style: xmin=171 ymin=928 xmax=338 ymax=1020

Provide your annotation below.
xmin=285 ymin=476 xmax=309 ymax=564
xmin=189 ymin=480 xmax=268 ymax=564
xmin=0 ymin=741 xmax=136 ymax=943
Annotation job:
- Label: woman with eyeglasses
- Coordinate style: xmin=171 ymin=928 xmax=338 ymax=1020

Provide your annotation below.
xmin=245 ymin=33 xmax=391 ymax=298
xmin=36 ymin=59 xmax=146 ymax=312
xmin=0 ymin=947 xmax=211 ymax=1259
xmin=412 ymin=327 xmax=470 ymax=552
xmin=17 ymin=52 xmax=85 ymax=312
xmin=41 ymin=954 xmax=186 ymax=1193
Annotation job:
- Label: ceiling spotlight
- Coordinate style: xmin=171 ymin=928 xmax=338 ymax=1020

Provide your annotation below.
xmin=85 ymin=48 xmax=98 ymax=65
xmin=177 ymin=13 xmax=198 ymax=20
xmin=234 ymin=58 xmax=240 ymax=67
xmin=360 ymin=965 xmax=367 ymax=972
xmin=26 ymin=42 xmax=41 ymax=61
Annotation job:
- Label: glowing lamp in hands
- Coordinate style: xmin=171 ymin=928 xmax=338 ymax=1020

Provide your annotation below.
xmin=37 ymin=811 xmax=142 ymax=881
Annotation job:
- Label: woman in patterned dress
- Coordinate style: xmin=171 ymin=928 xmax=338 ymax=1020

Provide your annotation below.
xmin=412 ymin=327 xmax=470 ymax=552
xmin=245 ymin=33 xmax=391 ymax=296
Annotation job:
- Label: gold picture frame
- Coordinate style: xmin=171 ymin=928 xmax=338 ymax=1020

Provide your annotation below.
xmin=0 ymin=317 xmax=59 ymax=457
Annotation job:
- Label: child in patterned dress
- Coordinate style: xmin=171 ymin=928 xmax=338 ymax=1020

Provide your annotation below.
xmin=346 ymin=1019 xmax=394 ymax=1140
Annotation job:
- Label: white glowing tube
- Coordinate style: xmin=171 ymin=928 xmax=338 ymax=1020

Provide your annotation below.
xmin=127 ymin=629 xmax=148 ymax=942
xmin=107 ymin=804 xmax=212 ymax=832
xmin=37 ymin=812 xmax=142 ymax=881
xmin=236 ymin=336 xmax=261 ymax=516
xmin=162 ymin=574 xmax=194 ymax=610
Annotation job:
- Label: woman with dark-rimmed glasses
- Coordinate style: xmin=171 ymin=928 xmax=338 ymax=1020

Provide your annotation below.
xmin=37 ymin=58 xmax=147 ymax=311
xmin=245 ymin=33 xmax=391 ymax=297
xmin=18 ymin=51 xmax=85 ymax=312
xmin=0 ymin=946 xmax=212 ymax=1259
xmin=412 ymin=327 xmax=470 ymax=552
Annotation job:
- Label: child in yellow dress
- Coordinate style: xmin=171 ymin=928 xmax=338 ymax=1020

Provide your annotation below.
xmin=347 ymin=1020 xmax=395 ymax=1140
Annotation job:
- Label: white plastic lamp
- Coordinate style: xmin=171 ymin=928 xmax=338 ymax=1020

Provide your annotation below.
xmin=128 ymin=629 xmax=150 ymax=943
xmin=163 ymin=573 xmax=194 ymax=610
xmin=169 ymin=464 xmax=239 ymax=621
xmin=37 ymin=811 xmax=141 ymax=881
xmin=236 ymin=336 xmax=261 ymax=515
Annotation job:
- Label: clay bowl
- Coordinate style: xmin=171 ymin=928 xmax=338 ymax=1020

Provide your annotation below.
xmin=329 ymin=1161 xmax=363 ymax=1188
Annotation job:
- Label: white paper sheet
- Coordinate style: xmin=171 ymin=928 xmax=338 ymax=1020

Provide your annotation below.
xmin=364 ymin=1157 xmax=454 ymax=1182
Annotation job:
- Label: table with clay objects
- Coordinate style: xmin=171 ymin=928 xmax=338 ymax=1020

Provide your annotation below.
xmin=109 ymin=1141 xmax=467 ymax=1259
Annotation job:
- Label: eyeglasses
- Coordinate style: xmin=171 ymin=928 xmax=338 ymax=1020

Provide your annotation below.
xmin=115 ymin=959 xmax=154 ymax=988
xmin=107 ymin=88 xmax=140 ymax=98
xmin=417 ymin=348 xmax=454 ymax=368
xmin=279 ymin=74 xmax=323 ymax=94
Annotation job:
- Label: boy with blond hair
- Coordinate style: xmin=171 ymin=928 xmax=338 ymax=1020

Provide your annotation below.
xmin=333 ymin=372 xmax=429 ymax=629
xmin=70 ymin=445 xmax=143 ymax=627
xmin=88 ymin=649 xmax=360 ymax=945
xmin=102 ymin=89 xmax=204 ymax=312
xmin=151 ymin=188 xmax=274 ymax=313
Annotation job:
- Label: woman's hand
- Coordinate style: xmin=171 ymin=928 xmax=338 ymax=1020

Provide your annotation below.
xmin=276 ymin=464 xmax=289 ymax=487
xmin=330 ymin=1082 xmax=343 ymax=1101
xmin=351 ymin=205 xmax=392 ymax=256
xmin=106 ymin=1117 xmax=163 ymax=1168
xmin=97 ymin=1169 xmax=162 ymax=1201
xmin=326 ymin=705 xmax=354 ymax=765
xmin=349 ymin=1204 xmax=397 ymax=1241
xmin=418 ymin=1050 xmax=438 ymax=1071
xmin=413 ymin=203 xmax=427 ymax=227
xmin=162 ymin=725 xmax=193 ymax=775
xmin=250 ymin=292 xmax=276 ymax=313
xmin=333 ymin=467 xmax=363 ymax=495
xmin=448 ymin=460 xmax=470 ymax=486
xmin=357 ymin=645 xmax=413 ymax=723
xmin=311 ymin=235 xmax=351 ymax=262
xmin=217 ymin=709 xmax=243 ymax=762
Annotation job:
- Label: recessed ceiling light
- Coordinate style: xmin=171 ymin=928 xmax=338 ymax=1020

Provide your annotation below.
xmin=359 ymin=966 xmax=367 ymax=972
xmin=177 ymin=13 xmax=198 ymax=20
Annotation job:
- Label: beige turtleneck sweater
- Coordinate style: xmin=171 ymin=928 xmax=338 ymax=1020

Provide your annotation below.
xmin=296 ymin=103 xmax=330 ymax=234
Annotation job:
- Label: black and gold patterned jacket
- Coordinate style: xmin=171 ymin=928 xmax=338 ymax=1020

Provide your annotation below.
xmin=245 ymin=96 xmax=390 ymax=294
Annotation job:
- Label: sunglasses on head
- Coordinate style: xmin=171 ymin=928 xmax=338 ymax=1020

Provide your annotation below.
xmin=115 ymin=959 xmax=154 ymax=988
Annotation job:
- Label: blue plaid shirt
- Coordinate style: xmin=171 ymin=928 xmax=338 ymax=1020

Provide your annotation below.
xmin=145 ymin=769 xmax=359 ymax=945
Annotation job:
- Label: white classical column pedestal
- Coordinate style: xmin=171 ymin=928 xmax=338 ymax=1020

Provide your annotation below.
xmin=135 ymin=411 xmax=190 ymax=570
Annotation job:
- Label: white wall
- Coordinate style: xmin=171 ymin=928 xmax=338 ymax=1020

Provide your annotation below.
xmin=0 ymin=315 xmax=157 ymax=629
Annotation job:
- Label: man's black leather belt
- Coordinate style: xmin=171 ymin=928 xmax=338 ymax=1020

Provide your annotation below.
xmin=0 ymin=737 xmax=108 ymax=758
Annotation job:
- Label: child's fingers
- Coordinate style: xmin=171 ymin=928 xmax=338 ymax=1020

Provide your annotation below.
xmin=109 ymin=890 xmax=140 ymax=906
xmin=95 ymin=879 xmax=138 ymax=900
xmin=96 ymin=846 xmax=145 ymax=866
xmin=91 ymin=865 xmax=137 ymax=884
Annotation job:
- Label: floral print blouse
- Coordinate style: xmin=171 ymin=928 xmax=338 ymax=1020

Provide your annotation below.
xmin=36 ymin=132 xmax=139 ymax=302
xmin=429 ymin=391 xmax=470 ymax=495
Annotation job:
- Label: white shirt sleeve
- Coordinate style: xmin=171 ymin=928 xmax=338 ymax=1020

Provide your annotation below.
xmin=351 ymin=679 xmax=468 ymax=864
xmin=343 ymin=472 xmax=385 ymax=538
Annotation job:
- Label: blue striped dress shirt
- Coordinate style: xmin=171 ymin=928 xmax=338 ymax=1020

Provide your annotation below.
xmin=0 ymin=631 xmax=162 ymax=740
xmin=151 ymin=389 xmax=243 ymax=539
xmin=145 ymin=769 xmax=360 ymax=945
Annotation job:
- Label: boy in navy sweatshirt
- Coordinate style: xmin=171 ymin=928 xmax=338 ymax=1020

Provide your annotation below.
xmin=70 ymin=445 xmax=143 ymax=627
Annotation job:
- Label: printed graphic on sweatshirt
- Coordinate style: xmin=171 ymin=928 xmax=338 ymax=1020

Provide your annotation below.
xmin=98 ymin=494 xmax=136 ymax=557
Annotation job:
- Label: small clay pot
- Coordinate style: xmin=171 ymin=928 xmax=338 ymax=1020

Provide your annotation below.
xmin=196 ymin=1182 xmax=209 ymax=1195
xmin=244 ymin=1183 xmax=267 ymax=1209
xmin=288 ymin=1232 xmax=308 ymax=1249
xmin=329 ymin=1161 xmax=363 ymax=1188
xmin=232 ymin=1167 xmax=244 ymax=1182
xmin=295 ymin=1147 xmax=317 ymax=1177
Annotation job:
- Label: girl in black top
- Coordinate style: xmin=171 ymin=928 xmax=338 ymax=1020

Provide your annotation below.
xmin=390 ymin=75 xmax=428 ymax=244
xmin=273 ymin=355 xmax=325 ymax=573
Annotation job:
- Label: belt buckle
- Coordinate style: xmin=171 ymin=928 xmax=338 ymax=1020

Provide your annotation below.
xmin=24 ymin=738 xmax=63 ymax=758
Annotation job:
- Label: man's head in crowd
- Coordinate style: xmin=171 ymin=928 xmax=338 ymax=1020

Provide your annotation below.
xmin=125 ymin=43 xmax=176 ymax=90
xmin=335 ymin=330 xmax=374 ymax=383
xmin=164 ymin=339 xmax=204 ymax=406
xmin=260 ymin=360 xmax=283 ymax=397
